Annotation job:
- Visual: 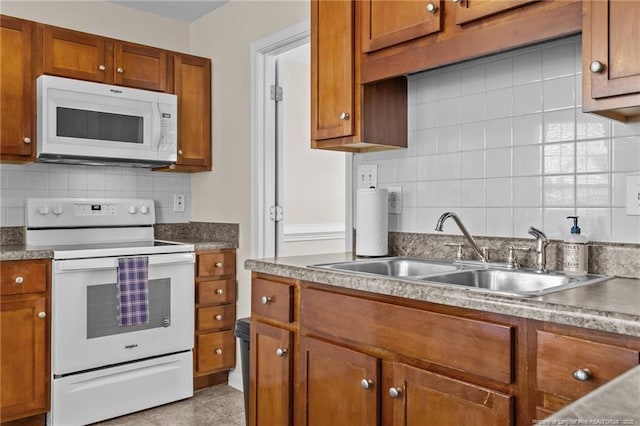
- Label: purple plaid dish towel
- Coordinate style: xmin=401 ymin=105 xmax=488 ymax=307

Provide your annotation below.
xmin=117 ymin=256 xmax=149 ymax=326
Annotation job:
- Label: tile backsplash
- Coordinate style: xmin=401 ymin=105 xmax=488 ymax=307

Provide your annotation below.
xmin=356 ymin=36 xmax=640 ymax=244
xmin=0 ymin=162 xmax=191 ymax=226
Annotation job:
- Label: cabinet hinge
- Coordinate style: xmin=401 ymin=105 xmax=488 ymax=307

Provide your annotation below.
xmin=269 ymin=205 xmax=283 ymax=222
xmin=270 ymin=85 xmax=283 ymax=102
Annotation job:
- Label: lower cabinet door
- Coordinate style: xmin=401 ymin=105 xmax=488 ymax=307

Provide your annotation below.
xmin=250 ymin=321 xmax=292 ymax=426
xmin=0 ymin=296 xmax=48 ymax=422
xmin=388 ymin=362 xmax=513 ymax=426
xmin=299 ymin=336 xmax=378 ymax=426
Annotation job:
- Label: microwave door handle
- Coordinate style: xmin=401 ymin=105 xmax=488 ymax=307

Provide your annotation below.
xmin=151 ymin=103 xmax=162 ymax=151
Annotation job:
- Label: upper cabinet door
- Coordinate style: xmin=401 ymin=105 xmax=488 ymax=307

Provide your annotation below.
xmin=588 ymin=0 xmax=640 ymax=99
xmin=114 ymin=42 xmax=167 ymax=91
xmin=43 ymin=26 xmax=110 ymax=83
xmin=311 ymin=0 xmax=355 ymax=141
xmin=453 ymin=0 xmax=539 ymax=25
xmin=361 ymin=0 xmax=443 ymax=53
xmin=0 ymin=16 xmax=35 ymax=161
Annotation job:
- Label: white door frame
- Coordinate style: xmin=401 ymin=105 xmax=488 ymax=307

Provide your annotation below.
xmin=250 ymin=20 xmax=353 ymax=259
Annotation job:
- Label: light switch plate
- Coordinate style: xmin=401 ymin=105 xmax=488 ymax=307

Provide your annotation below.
xmin=626 ymin=175 xmax=640 ymax=215
xmin=357 ymin=164 xmax=378 ymax=189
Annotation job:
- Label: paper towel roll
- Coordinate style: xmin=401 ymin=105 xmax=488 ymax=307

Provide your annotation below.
xmin=356 ymin=188 xmax=388 ymax=257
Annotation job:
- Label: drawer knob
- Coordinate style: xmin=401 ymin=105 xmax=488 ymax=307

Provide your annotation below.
xmin=261 ymin=296 xmax=272 ymax=305
xmin=215 ymin=262 xmax=223 ymax=268
xmin=215 ymin=289 xmax=224 ymax=295
xmin=38 ymin=311 xmax=46 ymax=319
xmin=98 ymin=64 xmax=106 ymax=71
xmin=426 ymin=2 xmax=438 ymax=13
xmin=215 ymin=314 xmax=223 ymax=321
xmin=389 ymin=387 xmax=403 ymax=398
xmin=572 ymin=368 xmax=592 ymax=381
xmin=23 ymin=137 xmax=31 ymax=144
xmin=215 ymin=348 xmax=223 ymax=355
xmin=117 ymin=67 xmax=124 ymax=73
xmin=361 ymin=379 xmax=374 ymax=390
xmin=339 ymin=112 xmax=350 ymax=120
xmin=590 ymin=61 xmax=604 ymax=73
xmin=14 ymin=276 xmax=24 ymax=284
xmin=276 ymin=348 xmax=287 ymax=357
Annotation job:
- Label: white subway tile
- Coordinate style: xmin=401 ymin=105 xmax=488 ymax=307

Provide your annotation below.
xmin=438 ymin=98 xmax=461 ymax=126
xmin=401 ymin=182 xmax=417 ymax=207
xmin=460 ymin=207 xmax=486 ymax=235
xmin=460 ymin=93 xmax=485 ymax=123
xmin=415 ymin=207 xmax=441 ymax=234
xmin=543 ymin=42 xmax=575 ymax=79
xmin=104 ymin=190 xmax=122 ymax=199
xmin=513 ymin=145 xmax=542 ymax=176
xmin=513 ymin=82 xmax=542 ymax=115
xmin=437 ymin=152 xmax=461 ymax=180
xmin=514 ymin=176 xmax=542 ymax=207
xmin=415 ymin=102 xmax=438 ymax=129
xmin=576 ymin=174 xmax=610 ymax=207
xmin=485 ymin=58 xmax=513 ymax=90
xmin=576 ymin=112 xmax=611 ymax=140
xmin=460 ymin=122 xmax=485 ymax=151
xmin=514 ymin=208 xmax=543 ymax=237
xmin=544 ymin=142 xmax=575 ymax=174
xmin=544 ymin=175 xmax=575 ymax=207
xmin=612 ymin=137 xmax=640 ymax=173
xmin=612 ymin=121 xmax=640 ymax=138
xmin=416 ymin=128 xmax=438 ymax=155
xmin=416 ymin=181 xmax=438 ymax=207
xmin=137 ymin=175 xmax=153 ymax=192
xmin=486 ymin=207 xmax=513 ymax=237
xmin=544 ymin=109 xmax=575 ymax=143
xmin=437 ymin=180 xmax=461 ymax=207
xmin=513 ymin=50 xmax=542 ymax=85
xmin=576 ymin=208 xmax=611 ymax=241
xmin=485 ymin=147 xmax=512 ymax=178
xmin=486 ymin=88 xmax=513 ymax=119
xmin=486 ymin=178 xmax=512 ymax=207
xmin=86 ymin=172 xmax=105 ymax=191
xmin=377 ymin=158 xmax=398 ymax=183
xmin=543 ymin=207 xmax=576 ymax=239
xmin=417 ymin=155 xmax=438 ymax=181
xmin=27 ymin=171 xmax=49 ymax=190
xmin=513 ymin=113 xmax=543 ymax=146
xmin=437 ymin=71 xmax=461 ymax=100
xmin=612 ymin=173 xmax=630 ymax=207
xmin=461 ymin=150 xmax=485 ymax=179
xmin=437 ymin=125 xmax=461 ymax=153
xmin=105 ymin=174 xmax=123 ymax=191
xmin=576 ymin=140 xmax=610 ymax=173
xmin=397 ymin=157 xmax=417 ymax=182
xmin=461 ymin=179 xmax=485 ymax=207
xmin=0 ymin=208 xmax=7 ymax=226
xmin=612 ymin=208 xmax=640 ymax=243
xmin=6 ymin=207 xmax=24 ymax=226
xmin=543 ymin=76 xmax=575 ymax=111
xmin=486 ymin=118 xmax=512 ymax=148
xmin=399 ymin=207 xmax=417 ymax=233
xmin=460 ymin=65 xmax=486 ymax=95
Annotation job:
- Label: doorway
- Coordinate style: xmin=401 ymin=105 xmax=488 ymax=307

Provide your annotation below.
xmin=251 ymin=22 xmax=349 ymax=259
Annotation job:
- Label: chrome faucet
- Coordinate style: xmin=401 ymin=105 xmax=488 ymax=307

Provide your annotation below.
xmin=528 ymin=226 xmax=549 ymax=273
xmin=435 ymin=212 xmax=487 ymax=262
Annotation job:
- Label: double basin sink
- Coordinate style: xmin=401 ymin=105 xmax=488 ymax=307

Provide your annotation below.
xmin=312 ymin=257 xmax=611 ymax=297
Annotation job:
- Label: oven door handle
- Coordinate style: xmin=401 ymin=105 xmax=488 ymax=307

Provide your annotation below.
xmin=54 ymin=252 xmax=195 ymax=272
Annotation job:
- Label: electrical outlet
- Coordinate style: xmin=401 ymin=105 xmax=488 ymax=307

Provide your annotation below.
xmin=173 ymin=194 xmax=185 ymax=212
xmin=388 ymin=187 xmax=402 ymax=214
xmin=357 ymin=164 xmax=378 ymax=189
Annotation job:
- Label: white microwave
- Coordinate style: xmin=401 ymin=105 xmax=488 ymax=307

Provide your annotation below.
xmin=36 ymin=75 xmax=177 ymax=167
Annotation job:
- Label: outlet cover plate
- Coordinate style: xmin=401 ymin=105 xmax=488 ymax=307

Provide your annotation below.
xmin=173 ymin=194 xmax=185 ymax=212
xmin=357 ymin=164 xmax=378 ymax=189
xmin=388 ymin=186 xmax=402 ymax=214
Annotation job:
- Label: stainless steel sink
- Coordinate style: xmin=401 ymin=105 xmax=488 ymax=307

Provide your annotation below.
xmin=312 ymin=257 xmax=460 ymax=277
xmin=422 ymin=268 xmax=610 ymax=296
xmin=311 ymin=257 xmax=612 ymax=297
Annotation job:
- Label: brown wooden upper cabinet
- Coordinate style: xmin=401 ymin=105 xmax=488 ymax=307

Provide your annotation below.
xmin=582 ymin=0 xmax=640 ymax=122
xmin=41 ymin=25 xmax=167 ymax=92
xmin=0 ymin=15 xmax=35 ymax=162
xmin=361 ymin=0 xmax=443 ymax=53
xmin=452 ymin=0 xmax=539 ymax=25
xmin=311 ymin=0 xmax=407 ymax=152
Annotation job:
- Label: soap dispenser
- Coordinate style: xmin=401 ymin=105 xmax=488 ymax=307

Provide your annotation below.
xmin=563 ymin=216 xmax=588 ymax=276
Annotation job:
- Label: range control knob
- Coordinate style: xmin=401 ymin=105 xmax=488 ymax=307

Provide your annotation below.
xmin=139 ymin=205 xmax=150 ymax=214
xmin=128 ymin=206 xmax=137 ymax=214
xmin=38 ymin=205 xmax=50 ymax=215
xmin=52 ymin=205 xmax=63 ymax=216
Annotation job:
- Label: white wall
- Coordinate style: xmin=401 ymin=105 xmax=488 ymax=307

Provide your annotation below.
xmin=188 ymin=0 xmax=310 ymax=389
xmin=0 ymin=1 xmax=193 ymax=224
xmin=356 ymin=36 xmax=640 ymax=244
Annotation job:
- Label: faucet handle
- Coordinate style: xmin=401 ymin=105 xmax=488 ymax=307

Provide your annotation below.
xmin=481 ymin=247 xmax=490 ymax=262
xmin=444 ymin=242 xmax=465 ymax=261
xmin=507 ymin=246 xmax=530 ymax=269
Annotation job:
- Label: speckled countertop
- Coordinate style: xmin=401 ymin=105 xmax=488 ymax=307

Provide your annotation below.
xmin=244 ymin=252 xmax=640 ymax=338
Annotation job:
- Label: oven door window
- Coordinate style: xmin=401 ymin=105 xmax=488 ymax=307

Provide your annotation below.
xmin=87 ymin=278 xmax=171 ymax=339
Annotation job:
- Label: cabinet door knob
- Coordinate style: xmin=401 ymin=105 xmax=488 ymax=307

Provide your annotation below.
xmin=361 ymin=379 xmax=374 ymax=390
xmin=215 ymin=314 xmax=223 ymax=321
xmin=572 ymin=368 xmax=592 ymax=381
xmin=261 ymin=296 xmax=272 ymax=305
xmin=389 ymin=387 xmax=403 ymax=398
xmin=23 ymin=137 xmax=31 ymax=144
xmin=276 ymin=348 xmax=287 ymax=357
xmin=178 ymin=149 xmax=183 ymax=155
xmin=215 ymin=262 xmax=223 ymax=268
xmin=116 ymin=67 xmax=124 ymax=73
xmin=98 ymin=64 xmax=106 ymax=71
xmin=339 ymin=112 xmax=350 ymax=120
xmin=38 ymin=312 xmax=46 ymax=319
xmin=215 ymin=288 xmax=224 ymax=295
xmin=590 ymin=61 xmax=604 ymax=73
xmin=14 ymin=276 xmax=24 ymax=284
xmin=215 ymin=348 xmax=223 ymax=355
xmin=426 ymin=2 xmax=438 ymax=13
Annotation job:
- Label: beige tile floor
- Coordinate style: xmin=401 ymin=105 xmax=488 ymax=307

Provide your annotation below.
xmin=94 ymin=385 xmax=246 ymax=426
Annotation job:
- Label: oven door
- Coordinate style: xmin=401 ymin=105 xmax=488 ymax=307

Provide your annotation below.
xmin=51 ymin=252 xmax=194 ymax=376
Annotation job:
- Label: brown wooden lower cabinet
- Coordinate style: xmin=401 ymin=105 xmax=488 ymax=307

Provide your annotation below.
xmin=250 ymin=274 xmax=640 ymax=426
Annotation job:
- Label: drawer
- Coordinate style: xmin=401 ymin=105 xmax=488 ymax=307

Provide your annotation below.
xmin=197 ymin=279 xmax=236 ymax=305
xmin=252 ymin=277 xmax=294 ymax=324
xmin=1 ymin=259 xmax=48 ymax=296
xmin=536 ymin=330 xmax=639 ymax=401
xmin=197 ymin=304 xmax=236 ymax=331
xmin=301 ymin=286 xmax=514 ymax=384
xmin=196 ymin=330 xmax=235 ymax=374
xmin=197 ymin=252 xmax=235 ymax=278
